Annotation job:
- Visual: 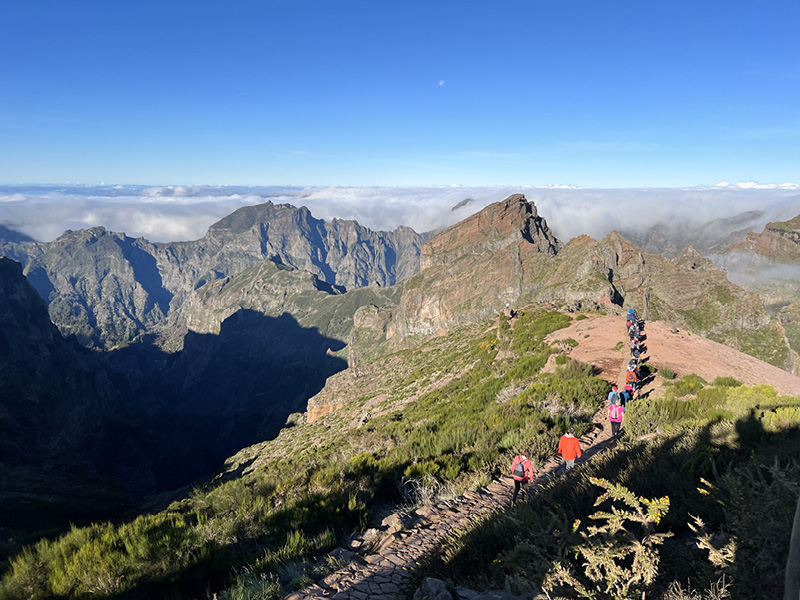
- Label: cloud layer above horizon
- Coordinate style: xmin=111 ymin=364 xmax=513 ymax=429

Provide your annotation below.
xmin=1 ymin=184 xmax=799 ymax=249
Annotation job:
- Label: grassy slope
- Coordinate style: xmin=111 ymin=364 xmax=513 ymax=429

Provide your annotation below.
xmin=0 ymin=310 xmax=611 ymax=600
xmin=420 ymin=374 xmax=800 ymax=600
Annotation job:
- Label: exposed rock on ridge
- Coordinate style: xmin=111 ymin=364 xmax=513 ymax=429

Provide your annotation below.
xmin=420 ymin=193 xmax=560 ymax=271
xmin=391 ymin=194 xmax=562 ymax=337
xmin=1 ymin=202 xmax=427 ymax=349
xmin=734 ymin=213 xmax=800 ymax=261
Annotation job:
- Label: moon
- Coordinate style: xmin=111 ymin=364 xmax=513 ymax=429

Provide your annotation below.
xmin=438 ymin=80 xmax=445 ymax=87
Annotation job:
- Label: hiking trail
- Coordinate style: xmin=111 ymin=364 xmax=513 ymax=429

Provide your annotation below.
xmin=287 ymin=410 xmax=616 ymax=600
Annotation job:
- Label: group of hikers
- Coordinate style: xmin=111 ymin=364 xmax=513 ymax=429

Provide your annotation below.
xmin=510 ymin=308 xmax=647 ymax=503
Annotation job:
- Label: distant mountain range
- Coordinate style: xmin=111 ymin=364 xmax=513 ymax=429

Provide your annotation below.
xmin=1 ymin=202 xmax=428 ymax=350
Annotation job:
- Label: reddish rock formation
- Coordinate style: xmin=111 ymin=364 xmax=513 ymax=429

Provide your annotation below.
xmin=736 ymin=214 xmax=800 ymax=260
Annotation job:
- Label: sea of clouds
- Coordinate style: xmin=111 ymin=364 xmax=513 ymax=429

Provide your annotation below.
xmin=1 ymin=183 xmax=799 ymax=247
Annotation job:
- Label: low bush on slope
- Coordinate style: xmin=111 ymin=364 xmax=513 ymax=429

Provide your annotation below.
xmin=0 ymin=310 xmax=609 ymax=600
xmin=421 ymin=374 xmax=800 ymax=599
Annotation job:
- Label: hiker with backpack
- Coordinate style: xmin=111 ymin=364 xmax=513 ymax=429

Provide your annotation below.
xmin=608 ymin=395 xmax=625 ymax=438
xmin=622 ymin=385 xmax=633 ymax=406
xmin=625 ymin=367 xmax=638 ymax=397
xmin=510 ymin=453 xmax=535 ymax=503
xmin=557 ymin=427 xmax=582 ymax=473
xmin=608 ymin=384 xmax=621 ymax=404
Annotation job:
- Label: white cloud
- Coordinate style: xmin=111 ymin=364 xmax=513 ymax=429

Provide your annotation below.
xmin=0 ymin=184 xmax=798 ymax=250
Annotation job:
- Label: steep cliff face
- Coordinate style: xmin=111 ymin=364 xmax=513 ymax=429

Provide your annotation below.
xmin=1 ymin=202 xmax=427 ymax=349
xmin=419 ymin=193 xmax=560 ymax=270
xmin=0 ymin=255 xmax=362 ymax=497
xmin=712 ymin=214 xmax=800 ymax=372
xmin=391 ymin=194 xmax=562 ymax=337
xmin=167 ymin=258 xmax=402 ymax=349
xmin=0 ymin=257 xmax=121 ymax=463
xmin=8 ymin=228 xmax=171 ymax=348
xmin=160 ymin=202 xmax=426 ymax=294
xmin=737 ymin=214 xmax=800 ymax=260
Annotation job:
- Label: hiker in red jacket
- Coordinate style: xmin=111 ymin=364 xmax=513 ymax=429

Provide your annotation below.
xmin=510 ymin=454 xmax=535 ymax=504
xmin=557 ymin=426 xmax=582 ymax=473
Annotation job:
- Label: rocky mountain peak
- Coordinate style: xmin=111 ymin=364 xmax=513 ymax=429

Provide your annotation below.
xmin=673 ymin=246 xmax=716 ymax=271
xmin=419 ymin=194 xmax=561 ymax=271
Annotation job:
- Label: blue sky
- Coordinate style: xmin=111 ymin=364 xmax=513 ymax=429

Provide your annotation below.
xmin=1 ymin=0 xmax=799 ymax=187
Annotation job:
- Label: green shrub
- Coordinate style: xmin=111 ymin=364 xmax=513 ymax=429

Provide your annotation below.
xmin=762 ymin=406 xmax=800 ymax=430
xmin=555 ymin=354 xmax=571 ymax=365
xmin=215 ymin=572 xmax=282 ymax=600
xmin=712 ymin=376 xmax=742 ymax=387
xmin=665 ymin=374 xmax=707 ymax=399
xmin=575 ymin=314 xmax=588 ymax=321
xmin=624 ymin=399 xmax=671 ymax=438
xmin=659 ymin=366 xmax=677 ymax=380
xmin=556 ymin=359 xmax=594 ymax=380
xmin=543 ymin=478 xmax=671 ymax=600
xmin=695 ymin=386 xmax=728 ymax=407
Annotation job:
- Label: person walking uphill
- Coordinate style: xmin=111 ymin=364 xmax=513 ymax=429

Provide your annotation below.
xmin=510 ymin=453 xmax=535 ymax=504
xmin=608 ymin=385 xmax=621 ymax=404
xmin=558 ymin=427 xmax=582 ymax=473
xmin=609 ymin=396 xmax=625 ymax=438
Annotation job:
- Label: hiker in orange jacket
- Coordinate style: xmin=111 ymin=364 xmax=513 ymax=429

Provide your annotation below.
xmin=510 ymin=454 xmax=535 ymax=504
xmin=625 ymin=367 xmax=638 ymax=397
xmin=557 ymin=426 xmax=582 ymax=472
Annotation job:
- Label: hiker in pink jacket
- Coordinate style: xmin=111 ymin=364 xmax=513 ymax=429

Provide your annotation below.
xmin=608 ymin=396 xmax=625 ymax=438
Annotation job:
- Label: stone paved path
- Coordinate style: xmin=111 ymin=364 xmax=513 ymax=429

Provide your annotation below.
xmin=286 ymin=410 xmax=618 ymax=600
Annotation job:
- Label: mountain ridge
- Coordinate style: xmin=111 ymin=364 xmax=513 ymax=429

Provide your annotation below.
xmin=0 ymin=201 xmax=428 ymax=349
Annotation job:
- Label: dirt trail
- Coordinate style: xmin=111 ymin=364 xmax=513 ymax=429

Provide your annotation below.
xmin=547 ymin=315 xmax=800 ymax=397
xmin=288 ymin=412 xmax=616 ymax=600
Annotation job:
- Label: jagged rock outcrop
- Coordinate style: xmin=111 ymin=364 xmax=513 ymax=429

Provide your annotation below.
xmin=1 ymin=202 xmax=427 ymax=349
xmin=735 ymin=214 xmax=800 ymax=260
xmin=672 ymin=246 xmax=717 ymax=271
xmin=392 ymin=194 xmax=562 ymax=337
xmin=419 ymin=194 xmax=560 ymax=270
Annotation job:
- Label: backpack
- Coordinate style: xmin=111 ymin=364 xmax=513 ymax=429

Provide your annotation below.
xmin=512 ymin=456 xmax=532 ymax=481
xmin=610 ymin=404 xmax=622 ymax=420
xmin=610 ymin=391 xmax=620 ymax=404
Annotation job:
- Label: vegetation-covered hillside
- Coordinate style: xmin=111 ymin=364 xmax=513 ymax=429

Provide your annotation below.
xmin=0 ymin=309 xmax=608 ymax=599
xmin=421 ymin=374 xmax=800 ymax=599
